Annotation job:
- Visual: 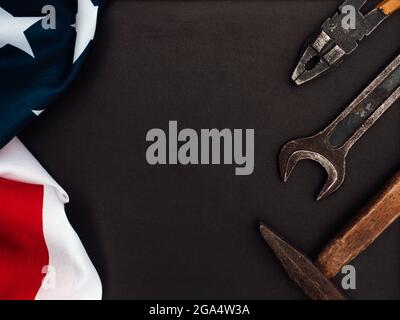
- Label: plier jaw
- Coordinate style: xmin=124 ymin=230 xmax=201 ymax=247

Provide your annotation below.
xmin=292 ymin=0 xmax=399 ymax=85
xmin=292 ymin=31 xmax=345 ymax=85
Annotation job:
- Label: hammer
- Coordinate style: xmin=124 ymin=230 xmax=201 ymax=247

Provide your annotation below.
xmin=259 ymin=170 xmax=400 ymax=299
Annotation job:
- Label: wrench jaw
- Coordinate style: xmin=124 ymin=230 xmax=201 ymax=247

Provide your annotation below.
xmin=279 ymin=138 xmax=347 ymax=200
xmin=287 ymin=54 xmax=400 ymax=199
xmin=317 ymin=165 xmax=345 ymax=201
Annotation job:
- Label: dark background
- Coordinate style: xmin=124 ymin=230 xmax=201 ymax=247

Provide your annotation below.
xmin=20 ymin=1 xmax=399 ymax=299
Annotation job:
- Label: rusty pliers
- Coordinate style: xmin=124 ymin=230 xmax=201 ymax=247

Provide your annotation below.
xmin=292 ymin=0 xmax=400 ymax=85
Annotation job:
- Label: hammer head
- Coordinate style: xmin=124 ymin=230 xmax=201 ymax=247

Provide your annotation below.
xmin=259 ymin=222 xmax=346 ymax=300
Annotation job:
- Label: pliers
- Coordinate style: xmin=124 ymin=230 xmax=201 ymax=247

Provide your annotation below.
xmin=292 ymin=0 xmax=400 ymax=85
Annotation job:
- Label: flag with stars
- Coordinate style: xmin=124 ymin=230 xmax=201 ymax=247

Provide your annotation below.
xmin=0 ymin=0 xmax=105 ymax=148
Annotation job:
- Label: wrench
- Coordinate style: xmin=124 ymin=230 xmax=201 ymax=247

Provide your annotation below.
xmin=280 ymin=54 xmax=400 ymax=200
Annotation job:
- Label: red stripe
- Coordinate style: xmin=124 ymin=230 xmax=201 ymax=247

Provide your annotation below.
xmin=0 ymin=178 xmax=49 ymax=300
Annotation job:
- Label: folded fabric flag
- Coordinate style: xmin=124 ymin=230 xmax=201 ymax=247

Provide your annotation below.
xmin=0 ymin=137 xmax=102 ymax=300
xmin=0 ymin=0 xmax=105 ymax=148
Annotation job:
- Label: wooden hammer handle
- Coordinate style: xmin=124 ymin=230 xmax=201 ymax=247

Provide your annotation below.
xmin=315 ymin=171 xmax=400 ymax=279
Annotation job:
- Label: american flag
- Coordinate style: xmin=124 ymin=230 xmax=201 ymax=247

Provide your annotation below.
xmin=0 ymin=0 xmax=105 ymax=147
xmin=0 ymin=0 xmax=105 ymax=299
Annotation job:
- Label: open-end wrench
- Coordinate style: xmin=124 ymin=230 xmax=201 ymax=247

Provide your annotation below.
xmin=280 ymin=54 xmax=400 ymax=200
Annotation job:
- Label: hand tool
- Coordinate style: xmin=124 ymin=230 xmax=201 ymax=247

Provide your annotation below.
xmin=259 ymin=169 xmax=400 ymax=299
xmin=280 ymin=54 xmax=400 ymax=200
xmin=292 ymin=0 xmax=400 ymax=85
xmin=315 ymin=170 xmax=400 ymax=278
xmin=259 ymin=224 xmax=346 ymax=300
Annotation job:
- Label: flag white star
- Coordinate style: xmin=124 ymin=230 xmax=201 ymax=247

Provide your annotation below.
xmin=72 ymin=0 xmax=99 ymax=63
xmin=32 ymin=109 xmax=44 ymax=116
xmin=0 ymin=7 xmax=43 ymax=58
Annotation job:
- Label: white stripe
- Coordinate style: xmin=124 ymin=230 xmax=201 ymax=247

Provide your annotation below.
xmin=0 ymin=137 xmax=68 ymax=203
xmin=0 ymin=137 xmax=102 ymax=300
xmin=36 ymin=185 xmax=102 ymax=300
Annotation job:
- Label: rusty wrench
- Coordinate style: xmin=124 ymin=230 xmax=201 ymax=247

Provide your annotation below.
xmin=280 ymin=54 xmax=400 ymax=200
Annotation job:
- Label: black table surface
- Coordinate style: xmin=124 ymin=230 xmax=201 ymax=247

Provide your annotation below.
xmin=21 ymin=1 xmax=400 ymax=299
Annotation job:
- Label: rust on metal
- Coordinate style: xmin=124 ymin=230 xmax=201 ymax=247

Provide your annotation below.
xmin=292 ymin=0 xmax=393 ymax=85
xmin=259 ymin=171 xmax=400 ymax=298
xmin=259 ymin=223 xmax=346 ymax=300
xmin=280 ymin=54 xmax=400 ymax=200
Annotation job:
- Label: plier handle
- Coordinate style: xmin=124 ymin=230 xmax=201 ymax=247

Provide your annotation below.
xmin=378 ymin=0 xmax=400 ymax=15
xmin=292 ymin=0 xmax=400 ymax=85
